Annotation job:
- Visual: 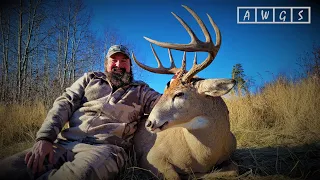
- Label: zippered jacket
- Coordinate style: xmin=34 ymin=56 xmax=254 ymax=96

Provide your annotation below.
xmin=36 ymin=71 xmax=162 ymax=148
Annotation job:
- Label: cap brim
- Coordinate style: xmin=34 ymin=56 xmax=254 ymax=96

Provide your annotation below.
xmin=108 ymin=51 xmax=130 ymax=58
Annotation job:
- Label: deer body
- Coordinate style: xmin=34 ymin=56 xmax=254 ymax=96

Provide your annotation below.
xmin=132 ymin=5 xmax=238 ymax=179
xmin=134 ymin=79 xmax=236 ymax=179
xmin=148 ymin=115 xmax=236 ymax=174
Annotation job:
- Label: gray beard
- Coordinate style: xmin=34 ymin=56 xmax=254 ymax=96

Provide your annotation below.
xmin=105 ymin=68 xmax=133 ymax=89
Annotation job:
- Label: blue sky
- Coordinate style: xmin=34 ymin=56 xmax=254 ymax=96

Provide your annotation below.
xmin=84 ymin=0 xmax=320 ymax=94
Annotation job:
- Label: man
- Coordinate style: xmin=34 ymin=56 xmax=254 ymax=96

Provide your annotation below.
xmin=0 ymin=45 xmax=162 ymax=180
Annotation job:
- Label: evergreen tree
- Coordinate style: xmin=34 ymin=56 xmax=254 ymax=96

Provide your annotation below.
xmin=231 ymin=63 xmax=249 ymax=96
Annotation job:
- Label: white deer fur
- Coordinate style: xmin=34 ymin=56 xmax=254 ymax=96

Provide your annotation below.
xmin=133 ymin=78 xmax=237 ymax=179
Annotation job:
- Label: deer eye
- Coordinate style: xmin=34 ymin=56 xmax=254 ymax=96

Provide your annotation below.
xmin=173 ymin=92 xmax=184 ymax=101
xmin=165 ymin=81 xmax=171 ymax=90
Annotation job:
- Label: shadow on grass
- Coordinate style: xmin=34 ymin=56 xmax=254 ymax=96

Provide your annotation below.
xmin=232 ymin=142 xmax=320 ymax=180
xmin=1 ymin=142 xmax=319 ymax=180
xmin=120 ymin=142 xmax=320 ymax=180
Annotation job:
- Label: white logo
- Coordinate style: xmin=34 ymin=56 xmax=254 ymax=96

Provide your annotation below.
xmin=237 ymin=6 xmax=311 ymax=24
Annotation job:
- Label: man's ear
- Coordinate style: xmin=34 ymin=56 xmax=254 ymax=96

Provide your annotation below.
xmin=194 ymin=79 xmax=236 ymax=97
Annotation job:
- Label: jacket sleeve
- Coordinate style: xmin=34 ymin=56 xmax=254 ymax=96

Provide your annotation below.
xmin=140 ymin=84 xmax=162 ymax=115
xmin=36 ymin=73 xmax=91 ymax=143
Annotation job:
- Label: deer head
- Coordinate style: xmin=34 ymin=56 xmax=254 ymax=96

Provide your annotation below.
xmin=132 ymin=5 xmax=235 ymax=133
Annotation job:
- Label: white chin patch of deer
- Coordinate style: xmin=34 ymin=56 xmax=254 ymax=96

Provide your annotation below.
xmin=172 ymin=116 xmax=209 ymax=130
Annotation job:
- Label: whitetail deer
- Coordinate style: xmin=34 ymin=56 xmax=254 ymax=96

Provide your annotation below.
xmin=133 ymin=5 xmax=237 ymax=179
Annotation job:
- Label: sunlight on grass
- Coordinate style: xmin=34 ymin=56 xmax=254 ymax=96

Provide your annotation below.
xmin=0 ymin=102 xmax=46 ymax=153
xmin=0 ymin=76 xmax=319 ymax=179
xmin=225 ymin=77 xmax=320 ymax=148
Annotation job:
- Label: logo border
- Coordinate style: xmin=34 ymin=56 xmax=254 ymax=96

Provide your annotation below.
xmin=237 ymin=6 xmax=311 ymax=24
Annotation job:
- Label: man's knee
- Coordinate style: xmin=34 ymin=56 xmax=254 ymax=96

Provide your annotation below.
xmin=49 ymin=144 xmax=128 ymax=180
xmin=86 ymin=144 xmax=129 ymax=179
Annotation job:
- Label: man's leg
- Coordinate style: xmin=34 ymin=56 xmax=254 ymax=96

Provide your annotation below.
xmin=0 ymin=143 xmax=72 ymax=180
xmin=39 ymin=143 xmax=128 ymax=180
xmin=0 ymin=148 xmax=33 ymax=180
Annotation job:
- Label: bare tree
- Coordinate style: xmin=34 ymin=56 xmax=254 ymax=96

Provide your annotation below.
xmin=49 ymin=0 xmax=94 ymax=92
xmin=11 ymin=0 xmax=48 ymax=102
xmin=298 ymin=44 xmax=320 ymax=80
xmin=0 ymin=0 xmax=132 ymax=105
xmin=0 ymin=8 xmax=10 ymax=102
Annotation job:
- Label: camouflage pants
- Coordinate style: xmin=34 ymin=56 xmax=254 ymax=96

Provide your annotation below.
xmin=0 ymin=141 xmax=128 ymax=180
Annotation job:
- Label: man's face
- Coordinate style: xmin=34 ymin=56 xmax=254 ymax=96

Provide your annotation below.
xmin=105 ymin=52 xmax=133 ymax=88
xmin=107 ymin=53 xmax=131 ymax=73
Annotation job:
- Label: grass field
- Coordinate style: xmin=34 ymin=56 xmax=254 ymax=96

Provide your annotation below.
xmin=0 ymin=76 xmax=319 ymax=179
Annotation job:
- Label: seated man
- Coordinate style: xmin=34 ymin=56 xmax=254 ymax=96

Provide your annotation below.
xmin=0 ymin=45 xmax=162 ymax=180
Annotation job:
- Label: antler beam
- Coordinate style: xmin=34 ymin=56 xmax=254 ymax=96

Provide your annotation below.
xmin=132 ymin=44 xmax=180 ymax=74
xmin=133 ymin=5 xmax=221 ymax=82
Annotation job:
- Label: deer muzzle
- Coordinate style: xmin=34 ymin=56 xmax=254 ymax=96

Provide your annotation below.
xmin=145 ymin=119 xmax=169 ymax=133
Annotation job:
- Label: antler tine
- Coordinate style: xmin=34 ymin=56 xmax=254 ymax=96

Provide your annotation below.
xmin=143 ymin=5 xmax=215 ymax=52
xmin=177 ymin=51 xmax=187 ymax=79
xmin=182 ymin=5 xmax=212 ymax=43
xmin=181 ymin=6 xmax=222 ymax=82
xmin=168 ymin=49 xmax=177 ymax=69
xmin=140 ymin=5 xmax=221 ymax=81
xmin=132 ymin=44 xmax=180 ymax=74
xmin=144 ymin=36 xmax=195 ymax=52
xmin=193 ymin=52 xmax=197 ymax=66
xmin=207 ymin=13 xmax=221 ymax=47
xmin=150 ymin=44 xmax=165 ymax=68
xmin=171 ymin=12 xmax=199 ymax=44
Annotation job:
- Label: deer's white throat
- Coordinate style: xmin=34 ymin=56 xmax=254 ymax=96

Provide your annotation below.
xmin=174 ymin=116 xmax=209 ymax=130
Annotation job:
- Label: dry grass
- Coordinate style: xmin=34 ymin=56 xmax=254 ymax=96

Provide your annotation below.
xmin=223 ymin=76 xmax=320 ymax=179
xmin=0 ymin=76 xmax=319 ymax=179
xmin=226 ymin=76 xmax=320 ymax=148
xmin=0 ymin=102 xmax=46 ymax=159
xmin=119 ymin=76 xmax=320 ymax=179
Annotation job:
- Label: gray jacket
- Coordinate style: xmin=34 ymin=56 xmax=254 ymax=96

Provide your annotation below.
xmin=36 ymin=72 xmax=162 ymax=148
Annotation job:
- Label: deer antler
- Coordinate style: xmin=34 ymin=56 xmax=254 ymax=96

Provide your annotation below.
xmin=132 ymin=44 xmax=180 ymax=74
xmin=133 ymin=5 xmax=221 ymax=82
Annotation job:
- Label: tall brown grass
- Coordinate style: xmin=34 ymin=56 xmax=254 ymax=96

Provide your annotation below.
xmin=0 ymin=76 xmax=319 ymax=179
xmin=0 ymin=102 xmax=47 ymax=158
xmin=225 ymin=76 xmax=320 ymax=148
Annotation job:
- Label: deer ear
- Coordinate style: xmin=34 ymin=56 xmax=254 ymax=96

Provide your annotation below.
xmin=194 ymin=79 xmax=236 ymax=97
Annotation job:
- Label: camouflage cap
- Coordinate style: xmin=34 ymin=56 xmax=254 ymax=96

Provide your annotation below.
xmin=107 ymin=45 xmax=131 ymax=59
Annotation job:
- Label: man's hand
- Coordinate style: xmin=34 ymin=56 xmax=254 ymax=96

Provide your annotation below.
xmin=123 ymin=121 xmax=138 ymax=138
xmin=24 ymin=140 xmax=54 ymax=174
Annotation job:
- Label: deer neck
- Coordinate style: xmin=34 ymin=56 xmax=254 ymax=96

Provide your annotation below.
xmin=183 ymin=112 xmax=229 ymax=140
xmin=181 ymin=115 xmax=216 ymax=137
xmin=180 ymin=116 xmax=221 ymax=163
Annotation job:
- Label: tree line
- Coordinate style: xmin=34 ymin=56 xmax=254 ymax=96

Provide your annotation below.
xmin=0 ymin=0 xmax=133 ymax=107
xmin=231 ymin=44 xmax=320 ymax=97
xmin=1 ymin=0 xmax=318 ymax=106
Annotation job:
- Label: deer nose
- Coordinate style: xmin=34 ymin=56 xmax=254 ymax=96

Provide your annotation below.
xmin=145 ymin=120 xmax=154 ymax=129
